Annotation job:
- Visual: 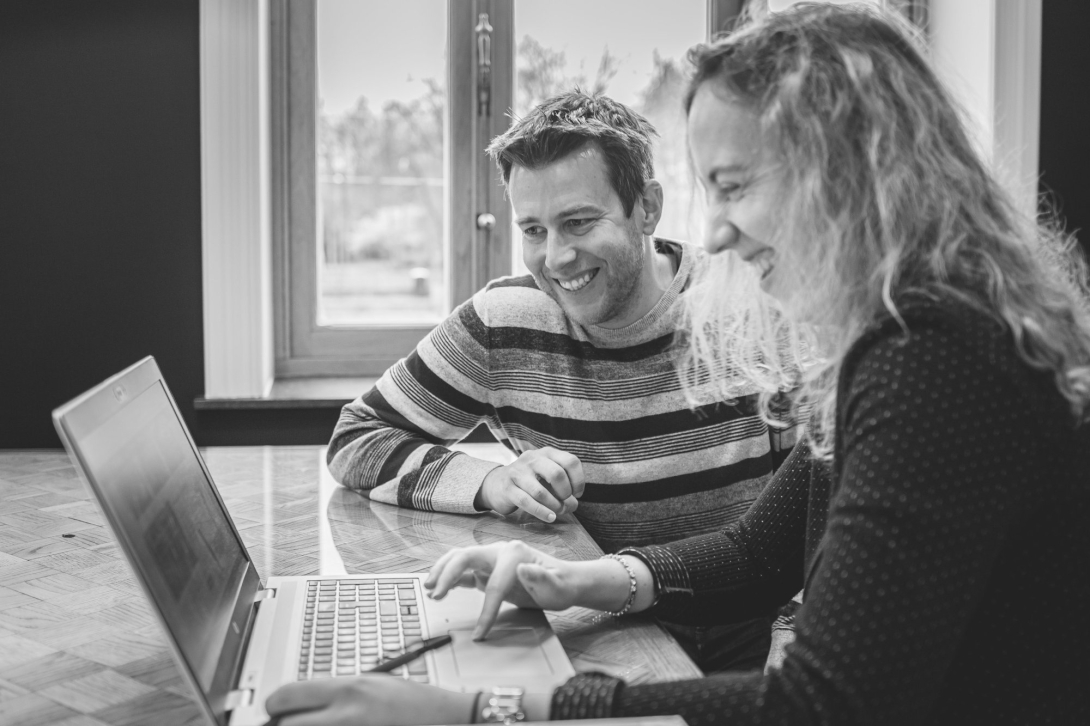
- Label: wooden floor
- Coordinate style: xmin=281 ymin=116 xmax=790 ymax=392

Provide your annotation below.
xmin=0 ymin=447 xmax=700 ymax=726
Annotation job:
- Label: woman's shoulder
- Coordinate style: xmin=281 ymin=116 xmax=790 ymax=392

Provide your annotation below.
xmin=847 ymin=293 xmax=1004 ymax=365
xmin=841 ymin=293 xmax=1058 ymax=416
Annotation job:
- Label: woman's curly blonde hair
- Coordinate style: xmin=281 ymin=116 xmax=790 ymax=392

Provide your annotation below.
xmin=676 ymin=2 xmax=1090 ymax=460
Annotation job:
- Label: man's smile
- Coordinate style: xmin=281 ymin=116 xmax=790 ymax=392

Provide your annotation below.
xmin=554 ymin=268 xmax=599 ymax=292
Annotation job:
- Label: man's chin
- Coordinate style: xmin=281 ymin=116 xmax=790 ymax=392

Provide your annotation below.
xmin=558 ymin=301 xmax=600 ymax=327
xmin=550 ymin=293 xmax=606 ymax=328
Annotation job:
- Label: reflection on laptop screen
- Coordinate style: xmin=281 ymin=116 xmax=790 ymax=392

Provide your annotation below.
xmin=79 ymin=381 xmax=249 ymax=690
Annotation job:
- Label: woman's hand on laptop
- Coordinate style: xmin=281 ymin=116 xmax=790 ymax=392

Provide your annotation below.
xmin=473 ymin=447 xmax=585 ymax=522
xmin=265 ymin=674 xmax=476 ymax=726
xmin=424 ymin=540 xmax=642 ymax=640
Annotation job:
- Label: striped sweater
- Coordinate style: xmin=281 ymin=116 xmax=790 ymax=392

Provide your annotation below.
xmin=328 ymin=239 xmax=796 ymax=552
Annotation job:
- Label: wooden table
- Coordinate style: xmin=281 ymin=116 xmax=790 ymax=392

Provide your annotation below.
xmin=0 ymin=447 xmax=701 ymax=726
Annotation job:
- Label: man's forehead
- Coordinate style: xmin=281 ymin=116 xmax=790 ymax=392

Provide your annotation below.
xmin=510 ymin=142 xmax=607 ymax=179
xmin=508 ymin=146 xmax=617 ymax=218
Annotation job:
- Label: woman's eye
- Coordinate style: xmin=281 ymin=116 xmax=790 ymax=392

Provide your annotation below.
xmin=717 ymin=183 xmax=742 ymax=200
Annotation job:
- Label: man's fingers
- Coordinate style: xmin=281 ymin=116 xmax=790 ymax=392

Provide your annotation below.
xmin=540 ymin=448 xmax=586 ymax=499
xmin=507 ymin=482 xmax=560 ymax=522
xmin=530 ymin=458 xmax=573 ymax=501
xmin=486 ymin=449 xmax=585 ymax=521
xmin=559 ymin=453 xmax=586 ymax=499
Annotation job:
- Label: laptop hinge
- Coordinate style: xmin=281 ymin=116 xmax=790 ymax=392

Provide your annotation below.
xmin=254 ymin=588 xmax=276 ymax=603
xmin=225 ymin=689 xmax=254 ymax=711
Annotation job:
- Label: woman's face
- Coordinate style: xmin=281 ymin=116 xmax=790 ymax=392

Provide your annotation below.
xmin=687 ymin=83 xmax=792 ymax=301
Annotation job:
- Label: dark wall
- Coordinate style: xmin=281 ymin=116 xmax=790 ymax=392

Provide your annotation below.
xmin=1 ymin=1 xmax=205 ymax=449
xmin=0 ymin=0 xmax=334 ymax=449
xmin=1040 ymin=2 xmax=1090 ymax=257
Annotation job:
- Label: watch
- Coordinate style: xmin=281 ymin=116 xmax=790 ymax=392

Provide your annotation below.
xmin=479 ymin=686 xmax=526 ymax=724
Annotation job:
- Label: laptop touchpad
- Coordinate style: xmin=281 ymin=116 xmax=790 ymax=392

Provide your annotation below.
xmin=448 ymin=628 xmax=556 ymax=677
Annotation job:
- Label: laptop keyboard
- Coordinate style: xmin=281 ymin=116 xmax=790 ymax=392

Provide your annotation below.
xmin=297 ymin=578 xmax=430 ymax=681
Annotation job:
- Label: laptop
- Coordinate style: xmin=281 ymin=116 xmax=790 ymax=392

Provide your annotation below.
xmin=52 ymin=357 xmax=575 ymax=726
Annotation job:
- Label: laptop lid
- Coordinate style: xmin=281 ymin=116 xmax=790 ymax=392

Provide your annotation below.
xmin=52 ymin=357 xmax=262 ymax=726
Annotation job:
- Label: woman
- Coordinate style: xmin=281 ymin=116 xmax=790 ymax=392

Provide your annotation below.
xmin=267 ymin=4 xmax=1090 ymax=724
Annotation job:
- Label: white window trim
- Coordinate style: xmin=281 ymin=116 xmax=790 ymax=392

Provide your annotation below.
xmin=200 ymin=0 xmax=274 ymax=398
xmin=199 ymin=0 xmax=1042 ymax=398
xmin=993 ymin=0 xmax=1042 ymax=220
xmin=929 ymin=0 xmax=1042 ymax=218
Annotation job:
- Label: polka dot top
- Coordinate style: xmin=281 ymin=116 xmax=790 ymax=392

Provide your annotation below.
xmin=551 ymin=298 xmax=1090 ymax=724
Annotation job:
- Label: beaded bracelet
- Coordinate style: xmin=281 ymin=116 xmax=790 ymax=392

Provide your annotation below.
xmin=600 ymin=554 xmax=637 ymax=616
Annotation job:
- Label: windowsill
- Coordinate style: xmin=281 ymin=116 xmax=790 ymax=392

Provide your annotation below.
xmin=194 ymin=376 xmax=375 ymax=410
xmin=194 ymin=376 xmax=497 ymax=443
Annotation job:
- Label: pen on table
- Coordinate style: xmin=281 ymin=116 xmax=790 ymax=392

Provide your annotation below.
xmin=368 ymin=633 xmax=453 ymax=672
xmin=262 ymin=635 xmax=454 ymax=725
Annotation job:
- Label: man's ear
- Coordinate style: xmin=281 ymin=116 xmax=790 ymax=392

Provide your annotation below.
xmin=637 ymin=180 xmax=664 ymax=235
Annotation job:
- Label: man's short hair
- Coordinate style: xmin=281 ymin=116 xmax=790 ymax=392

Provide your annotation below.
xmin=486 ymin=91 xmax=658 ymax=217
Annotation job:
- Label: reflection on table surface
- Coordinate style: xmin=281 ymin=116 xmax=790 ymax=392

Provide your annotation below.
xmin=0 ymin=447 xmax=699 ymax=726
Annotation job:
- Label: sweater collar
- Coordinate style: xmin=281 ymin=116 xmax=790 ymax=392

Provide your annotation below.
xmin=583 ymin=238 xmax=699 ymax=346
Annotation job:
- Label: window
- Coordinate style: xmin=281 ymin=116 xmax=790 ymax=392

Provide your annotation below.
xmin=271 ymin=0 xmax=743 ymax=378
xmin=270 ymin=0 xmax=926 ymax=380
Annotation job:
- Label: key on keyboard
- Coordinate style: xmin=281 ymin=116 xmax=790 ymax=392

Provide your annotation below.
xmin=296 ymin=578 xmax=429 ymax=682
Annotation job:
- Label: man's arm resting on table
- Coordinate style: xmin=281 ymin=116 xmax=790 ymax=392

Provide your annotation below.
xmin=330 ymin=395 xmax=582 ymax=522
xmin=326 ymin=290 xmax=585 ymax=522
xmin=327 ymin=390 xmax=501 ymax=515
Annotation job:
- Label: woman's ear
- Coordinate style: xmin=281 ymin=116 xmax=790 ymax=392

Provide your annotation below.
xmin=637 ymin=179 xmax=665 ymax=235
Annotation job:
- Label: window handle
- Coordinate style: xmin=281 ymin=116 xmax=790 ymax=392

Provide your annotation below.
xmin=475 ymin=13 xmax=493 ymax=116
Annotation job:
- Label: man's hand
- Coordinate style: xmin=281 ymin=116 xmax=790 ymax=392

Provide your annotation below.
xmin=474 ymin=447 xmax=585 ymax=522
xmin=265 ymin=674 xmax=475 ymax=726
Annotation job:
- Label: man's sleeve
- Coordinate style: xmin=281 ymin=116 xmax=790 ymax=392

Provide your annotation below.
xmin=326 ymin=294 xmax=502 ymax=513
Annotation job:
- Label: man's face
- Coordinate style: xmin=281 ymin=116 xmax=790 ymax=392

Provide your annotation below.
xmin=509 ymin=146 xmax=646 ymax=328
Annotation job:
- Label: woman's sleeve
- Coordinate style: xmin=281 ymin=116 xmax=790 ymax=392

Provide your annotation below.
xmin=616 ymin=440 xmax=813 ymax=625
xmin=554 ymin=319 xmax=1035 ymax=725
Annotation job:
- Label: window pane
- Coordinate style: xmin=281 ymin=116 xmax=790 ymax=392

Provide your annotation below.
xmin=316 ymin=0 xmax=448 ymax=327
xmin=513 ymin=0 xmax=705 ymax=247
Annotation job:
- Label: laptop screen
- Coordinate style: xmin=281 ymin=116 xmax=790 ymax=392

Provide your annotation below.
xmin=78 ymin=380 xmax=249 ymax=691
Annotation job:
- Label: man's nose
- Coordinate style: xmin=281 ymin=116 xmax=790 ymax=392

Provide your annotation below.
xmin=544 ymin=233 xmax=577 ymax=270
xmin=704 ymin=215 xmax=740 ymax=255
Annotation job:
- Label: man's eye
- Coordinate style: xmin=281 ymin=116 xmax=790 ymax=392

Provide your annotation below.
xmin=521 ymin=226 xmax=544 ymax=238
xmin=566 ymin=218 xmax=592 ymax=230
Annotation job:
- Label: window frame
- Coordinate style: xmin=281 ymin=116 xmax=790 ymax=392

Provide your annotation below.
xmin=270 ymin=0 xmax=514 ymax=378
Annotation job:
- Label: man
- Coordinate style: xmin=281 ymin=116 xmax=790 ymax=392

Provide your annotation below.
xmin=328 ymin=91 xmax=794 ymax=671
